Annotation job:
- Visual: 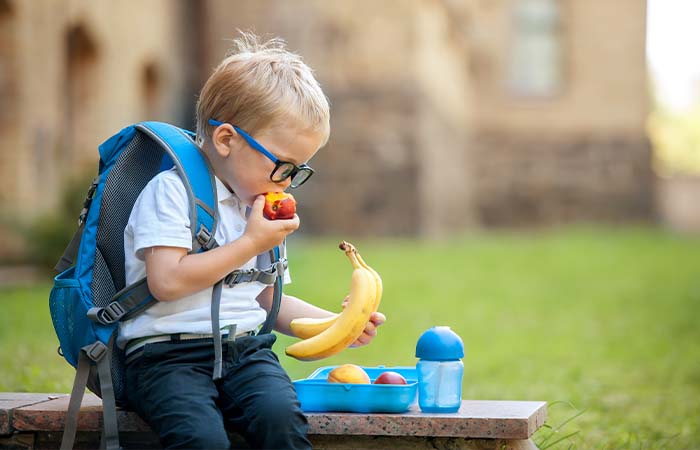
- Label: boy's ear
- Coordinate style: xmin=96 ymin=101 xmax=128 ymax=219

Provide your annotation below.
xmin=212 ymin=123 xmax=237 ymax=157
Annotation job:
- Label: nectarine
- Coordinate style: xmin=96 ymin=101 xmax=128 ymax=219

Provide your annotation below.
xmin=373 ymin=371 xmax=407 ymax=385
xmin=263 ymin=192 xmax=296 ymax=220
xmin=327 ymin=364 xmax=370 ymax=384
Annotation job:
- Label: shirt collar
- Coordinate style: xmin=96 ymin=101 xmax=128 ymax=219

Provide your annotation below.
xmin=214 ymin=176 xmax=237 ymax=204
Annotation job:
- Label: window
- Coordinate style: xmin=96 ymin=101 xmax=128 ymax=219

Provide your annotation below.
xmin=508 ymin=0 xmax=563 ymax=97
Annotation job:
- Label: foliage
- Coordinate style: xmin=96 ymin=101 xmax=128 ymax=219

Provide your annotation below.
xmin=648 ymin=105 xmax=700 ymax=175
xmin=5 ymin=172 xmax=95 ymax=270
xmin=1 ymin=226 xmax=699 ymax=448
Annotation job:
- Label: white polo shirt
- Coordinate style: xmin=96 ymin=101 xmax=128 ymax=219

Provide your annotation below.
xmin=117 ymin=168 xmax=289 ymax=346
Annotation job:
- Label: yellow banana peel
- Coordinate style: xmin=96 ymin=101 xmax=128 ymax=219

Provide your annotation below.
xmin=285 ymin=241 xmax=380 ymax=361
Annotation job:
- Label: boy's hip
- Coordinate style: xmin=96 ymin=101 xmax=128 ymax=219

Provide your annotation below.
xmin=124 ymin=330 xmax=271 ymax=365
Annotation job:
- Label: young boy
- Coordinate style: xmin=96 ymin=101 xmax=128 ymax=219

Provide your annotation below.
xmin=119 ymin=34 xmax=385 ymax=449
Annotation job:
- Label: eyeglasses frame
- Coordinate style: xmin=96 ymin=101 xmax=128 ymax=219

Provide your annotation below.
xmin=207 ymin=118 xmax=314 ymax=188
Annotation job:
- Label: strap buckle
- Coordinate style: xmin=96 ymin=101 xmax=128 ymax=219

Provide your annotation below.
xmin=196 ymin=225 xmax=217 ymax=251
xmin=224 ymin=268 xmax=255 ymax=287
xmin=273 ymin=259 xmax=287 ymax=276
xmin=78 ymin=178 xmax=99 ymax=226
xmin=87 ymin=301 xmax=126 ymax=325
xmin=83 ymin=341 xmax=107 ymax=362
xmin=224 ymin=258 xmax=287 ymax=287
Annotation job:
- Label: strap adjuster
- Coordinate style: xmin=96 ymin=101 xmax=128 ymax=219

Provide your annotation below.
xmin=224 ymin=268 xmax=256 ymax=287
xmin=273 ymin=260 xmax=287 ymax=276
xmin=224 ymin=258 xmax=287 ymax=287
xmin=83 ymin=341 xmax=107 ymax=362
xmin=87 ymin=301 xmax=126 ymax=325
xmin=196 ymin=225 xmax=217 ymax=251
xmin=78 ymin=178 xmax=99 ymax=226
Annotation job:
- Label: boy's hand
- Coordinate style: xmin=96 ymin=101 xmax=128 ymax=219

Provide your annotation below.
xmin=351 ymin=311 xmax=386 ymax=347
xmin=341 ymin=295 xmax=386 ymax=347
xmin=243 ymin=195 xmax=299 ymax=253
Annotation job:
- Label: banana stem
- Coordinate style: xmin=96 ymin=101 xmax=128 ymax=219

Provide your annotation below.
xmin=339 ymin=241 xmax=361 ymax=269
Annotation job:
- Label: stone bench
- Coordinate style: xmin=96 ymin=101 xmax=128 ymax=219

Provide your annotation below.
xmin=0 ymin=392 xmax=546 ymax=449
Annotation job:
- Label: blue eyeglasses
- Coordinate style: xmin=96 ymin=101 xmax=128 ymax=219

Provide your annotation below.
xmin=208 ymin=119 xmax=315 ymax=188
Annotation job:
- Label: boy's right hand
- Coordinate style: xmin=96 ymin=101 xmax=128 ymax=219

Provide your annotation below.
xmin=243 ymin=195 xmax=299 ymax=253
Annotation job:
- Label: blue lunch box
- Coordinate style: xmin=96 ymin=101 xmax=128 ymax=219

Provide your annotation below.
xmin=293 ymin=366 xmax=418 ymax=413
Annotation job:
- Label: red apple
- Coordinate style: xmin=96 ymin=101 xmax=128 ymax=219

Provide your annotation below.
xmin=373 ymin=371 xmax=407 ymax=385
xmin=263 ymin=192 xmax=296 ymax=220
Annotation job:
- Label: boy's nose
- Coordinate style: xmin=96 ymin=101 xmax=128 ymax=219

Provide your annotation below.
xmin=277 ymin=177 xmax=292 ymax=190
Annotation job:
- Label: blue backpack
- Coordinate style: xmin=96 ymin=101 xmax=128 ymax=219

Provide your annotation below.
xmin=49 ymin=122 xmax=285 ymax=450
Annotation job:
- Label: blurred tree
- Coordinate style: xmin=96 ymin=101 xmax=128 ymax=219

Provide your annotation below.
xmin=0 ymin=171 xmax=95 ymax=271
xmin=648 ymin=105 xmax=700 ymax=175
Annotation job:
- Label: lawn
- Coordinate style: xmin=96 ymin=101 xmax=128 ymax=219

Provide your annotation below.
xmin=1 ymin=226 xmax=699 ymax=449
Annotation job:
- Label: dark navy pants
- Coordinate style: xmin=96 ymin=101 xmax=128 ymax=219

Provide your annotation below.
xmin=125 ymin=333 xmax=311 ymax=450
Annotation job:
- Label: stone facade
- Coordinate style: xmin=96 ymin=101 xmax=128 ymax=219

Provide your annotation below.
xmin=466 ymin=0 xmax=653 ymax=225
xmin=473 ymin=133 xmax=654 ymax=225
xmin=0 ymin=0 xmax=653 ymax=256
xmin=201 ymin=0 xmax=475 ymax=236
xmin=0 ymin=0 xmax=193 ymax=219
xmin=195 ymin=0 xmax=655 ymax=232
xmin=0 ymin=0 xmax=195 ymax=259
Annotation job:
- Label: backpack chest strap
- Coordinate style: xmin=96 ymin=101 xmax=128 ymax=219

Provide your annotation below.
xmin=224 ymin=259 xmax=287 ymax=287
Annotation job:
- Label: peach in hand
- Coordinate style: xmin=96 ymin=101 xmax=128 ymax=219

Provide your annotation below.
xmin=263 ymin=192 xmax=296 ymax=220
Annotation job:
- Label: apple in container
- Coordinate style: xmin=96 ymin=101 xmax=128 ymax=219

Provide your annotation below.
xmin=373 ymin=371 xmax=408 ymax=385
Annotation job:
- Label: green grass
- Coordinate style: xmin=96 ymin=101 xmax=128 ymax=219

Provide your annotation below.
xmin=2 ymin=226 xmax=699 ymax=448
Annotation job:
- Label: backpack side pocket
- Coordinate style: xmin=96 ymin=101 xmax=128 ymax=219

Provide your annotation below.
xmin=49 ymin=267 xmax=96 ymax=367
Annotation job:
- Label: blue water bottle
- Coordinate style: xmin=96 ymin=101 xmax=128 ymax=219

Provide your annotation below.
xmin=415 ymin=326 xmax=465 ymax=413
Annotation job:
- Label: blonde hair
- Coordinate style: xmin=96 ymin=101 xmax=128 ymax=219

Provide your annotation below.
xmin=196 ymin=32 xmax=330 ymax=147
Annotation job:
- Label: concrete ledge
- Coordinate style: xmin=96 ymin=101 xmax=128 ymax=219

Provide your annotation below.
xmin=1 ymin=393 xmax=547 ymax=449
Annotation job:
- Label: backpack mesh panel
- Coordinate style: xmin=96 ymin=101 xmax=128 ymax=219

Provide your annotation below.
xmin=94 ymin=132 xmax=167 ymax=296
xmin=89 ymin=130 xmax=167 ymax=404
xmin=92 ymin=248 xmax=116 ymax=307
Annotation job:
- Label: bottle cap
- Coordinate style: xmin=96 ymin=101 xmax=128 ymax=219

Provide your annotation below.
xmin=415 ymin=326 xmax=465 ymax=360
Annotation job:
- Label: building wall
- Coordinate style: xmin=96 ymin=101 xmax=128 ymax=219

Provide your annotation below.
xmin=0 ymin=0 xmax=654 ymax=258
xmin=0 ymin=0 xmax=191 ymax=220
xmin=0 ymin=0 xmax=194 ymax=259
xmin=469 ymin=0 xmax=648 ymax=135
xmin=467 ymin=0 xmax=653 ymax=225
xmin=202 ymin=0 xmax=475 ymax=236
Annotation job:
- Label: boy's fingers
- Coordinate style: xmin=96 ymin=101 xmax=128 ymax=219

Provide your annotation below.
xmin=370 ymin=311 xmax=386 ymax=326
xmin=251 ymin=195 xmax=265 ymax=214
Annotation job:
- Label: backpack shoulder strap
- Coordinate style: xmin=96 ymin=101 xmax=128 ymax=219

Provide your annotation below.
xmin=136 ymin=122 xmax=219 ymax=252
xmin=87 ymin=122 xmax=220 ymax=327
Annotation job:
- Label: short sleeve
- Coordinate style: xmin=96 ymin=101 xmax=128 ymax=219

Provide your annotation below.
xmin=127 ymin=171 xmax=193 ymax=260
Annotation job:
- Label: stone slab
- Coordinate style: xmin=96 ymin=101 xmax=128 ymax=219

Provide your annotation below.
xmin=2 ymin=433 xmax=540 ymax=450
xmin=8 ymin=393 xmax=546 ymax=440
xmin=306 ymin=401 xmax=546 ymax=440
xmin=0 ymin=393 xmax=66 ymax=436
xmin=11 ymin=394 xmax=149 ymax=433
xmin=310 ymin=436 xmax=540 ymax=450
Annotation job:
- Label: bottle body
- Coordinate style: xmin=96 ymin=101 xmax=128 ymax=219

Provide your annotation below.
xmin=416 ymin=359 xmax=464 ymax=413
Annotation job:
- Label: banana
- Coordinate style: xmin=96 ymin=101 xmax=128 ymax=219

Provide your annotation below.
xmin=285 ymin=242 xmax=377 ymax=361
xmin=288 ymin=242 xmax=382 ymax=339
xmin=289 ymin=314 xmax=339 ymax=340
xmin=352 ymin=243 xmax=383 ymax=312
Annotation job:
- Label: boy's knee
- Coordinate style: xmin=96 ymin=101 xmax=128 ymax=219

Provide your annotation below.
xmin=248 ymin=391 xmax=308 ymax=441
xmin=161 ymin=424 xmax=230 ymax=450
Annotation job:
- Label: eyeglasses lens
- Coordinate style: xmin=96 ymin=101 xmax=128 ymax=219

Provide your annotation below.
xmin=290 ymin=169 xmax=312 ymax=188
xmin=271 ymin=162 xmax=296 ymax=182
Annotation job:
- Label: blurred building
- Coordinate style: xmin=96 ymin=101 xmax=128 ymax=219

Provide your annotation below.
xmin=0 ymin=0 xmax=653 ymax=254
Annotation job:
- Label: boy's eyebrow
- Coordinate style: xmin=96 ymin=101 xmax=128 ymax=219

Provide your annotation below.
xmin=271 ymin=139 xmax=311 ymax=165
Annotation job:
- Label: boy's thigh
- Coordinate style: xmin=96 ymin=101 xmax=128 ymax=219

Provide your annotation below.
xmin=219 ymin=334 xmax=305 ymax=430
xmin=126 ymin=342 xmax=230 ymax=448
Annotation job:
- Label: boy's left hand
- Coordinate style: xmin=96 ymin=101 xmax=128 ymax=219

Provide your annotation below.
xmin=342 ymin=296 xmax=386 ymax=347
